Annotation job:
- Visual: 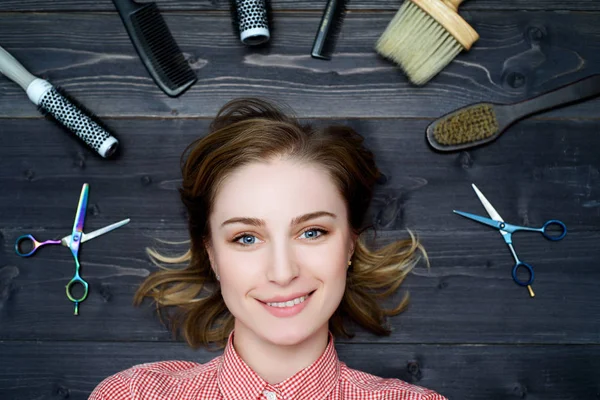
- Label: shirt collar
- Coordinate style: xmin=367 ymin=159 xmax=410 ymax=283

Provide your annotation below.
xmin=217 ymin=331 xmax=340 ymax=400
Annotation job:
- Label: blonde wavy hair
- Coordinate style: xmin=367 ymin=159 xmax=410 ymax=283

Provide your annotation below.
xmin=134 ymin=98 xmax=427 ymax=349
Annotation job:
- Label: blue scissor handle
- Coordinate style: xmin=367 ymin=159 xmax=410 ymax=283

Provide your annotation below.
xmin=512 ymin=261 xmax=534 ymax=286
xmin=15 ymin=234 xmax=62 ymax=257
xmin=540 ymin=220 xmax=567 ymax=241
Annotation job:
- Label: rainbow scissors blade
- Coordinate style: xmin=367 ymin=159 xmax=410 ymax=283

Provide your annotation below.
xmin=453 ymin=184 xmax=567 ymax=298
xmin=15 ymin=183 xmax=130 ymax=315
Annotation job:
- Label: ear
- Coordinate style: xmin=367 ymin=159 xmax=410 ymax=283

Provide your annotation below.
xmin=205 ymin=240 xmax=216 ymax=269
xmin=348 ymin=233 xmax=357 ymax=258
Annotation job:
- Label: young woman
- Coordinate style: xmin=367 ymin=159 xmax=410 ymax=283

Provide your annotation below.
xmin=89 ymin=98 xmax=447 ymax=400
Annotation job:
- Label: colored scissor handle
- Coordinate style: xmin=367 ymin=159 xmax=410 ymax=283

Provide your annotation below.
xmin=498 ymin=219 xmax=567 ymax=241
xmin=512 ymin=261 xmax=534 ymax=287
xmin=15 ymin=234 xmax=62 ymax=257
xmin=539 ymin=220 xmax=567 ymax=241
xmin=65 ymin=272 xmax=89 ymax=316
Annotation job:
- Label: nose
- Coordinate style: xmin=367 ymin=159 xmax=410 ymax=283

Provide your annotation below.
xmin=266 ymin=241 xmax=299 ymax=286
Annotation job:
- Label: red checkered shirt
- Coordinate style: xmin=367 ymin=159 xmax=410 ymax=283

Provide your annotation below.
xmin=89 ymin=332 xmax=447 ymax=400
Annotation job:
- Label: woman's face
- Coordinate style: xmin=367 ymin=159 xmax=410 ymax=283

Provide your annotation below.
xmin=206 ymin=157 xmax=355 ymax=346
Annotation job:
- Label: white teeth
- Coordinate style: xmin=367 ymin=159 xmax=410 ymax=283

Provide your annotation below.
xmin=267 ymin=295 xmax=307 ymax=308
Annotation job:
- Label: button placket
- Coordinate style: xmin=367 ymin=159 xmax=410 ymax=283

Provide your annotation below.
xmin=263 ymin=390 xmax=277 ymax=400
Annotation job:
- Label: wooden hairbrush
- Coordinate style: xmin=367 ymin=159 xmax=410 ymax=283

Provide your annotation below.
xmin=426 ymin=74 xmax=600 ymax=152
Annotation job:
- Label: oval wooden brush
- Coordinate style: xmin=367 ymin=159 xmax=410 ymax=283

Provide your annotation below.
xmin=426 ymin=74 xmax=600 ymax=152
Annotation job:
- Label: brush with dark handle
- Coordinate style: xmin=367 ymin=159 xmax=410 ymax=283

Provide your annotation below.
xmin=426 ymin=74 xmax=600 ymax=152
xmin=112 ymin=0 xmax=197 ymax=97
xmin=490 ymin=74 xmax=600 ymax=143
xmin=503 ymin=74 xmax=600 ymax=121
xmin=312 ymin=0 xmax=339 ymax=59
xmin=0 ymin=45 xmax=119 ymax=158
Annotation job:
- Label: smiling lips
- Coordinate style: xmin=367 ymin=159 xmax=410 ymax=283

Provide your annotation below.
xmin=266 ymin=294 xmax=308 ymax=308
xmin=259 ymin=291 xmax=314 ymax=318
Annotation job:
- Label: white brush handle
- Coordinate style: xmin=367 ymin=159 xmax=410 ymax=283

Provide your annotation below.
xmin=0 ymin=45 xmax=53 ymax=105
xmin=0 ymin=45 xmax=38 ymax=91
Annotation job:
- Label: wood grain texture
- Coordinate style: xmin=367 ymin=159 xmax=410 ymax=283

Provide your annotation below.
xmin=1 ymin=342 xmax=599 ymax=400
xmin=1 ymin=118 xmax=598 ymax=343
xmin=0 ymin=11 xmax=599 ymax=118
xmin=1 ymin=119 xmax=598 ymax=230
xmin=0 ymin=0 xmax=599 ymax=11
xmin=1 ymin=2 xmax=599 ymax=399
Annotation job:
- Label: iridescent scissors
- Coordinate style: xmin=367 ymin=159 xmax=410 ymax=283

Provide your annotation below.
xmin=453 ymin=184 xmax=567 ymax=298
xmin=15 ymin=183 xmax=129 ymax=315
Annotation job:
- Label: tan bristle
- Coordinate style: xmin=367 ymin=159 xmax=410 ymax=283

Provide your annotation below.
xmin=433 ymin=104 xmax=499 ymax=146
xmin=375 ymin=1 xmax=464 ymax=85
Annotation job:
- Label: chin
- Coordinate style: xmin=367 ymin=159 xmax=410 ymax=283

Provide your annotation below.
xmin=259 ymin=324 xmax=320 ymax=347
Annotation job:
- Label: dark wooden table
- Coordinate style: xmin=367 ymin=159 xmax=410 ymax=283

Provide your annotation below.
xmin=1 ymin=1 xmax=599 ymax=399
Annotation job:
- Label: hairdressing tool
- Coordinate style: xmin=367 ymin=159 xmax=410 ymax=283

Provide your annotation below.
xmin=0 ymin=45 xmax=119 ymax=158
xmin=112 ymin=0 xmax=197 ymax=97
xmin=454 ymin=184 xmax=567 ymax=298
xmin=375 ymin=0 xmax=478 ymax=85
xmin=311 ymin=0 xmax=349 ymax=60
xmin=15 ymin=219 xmax=130 ymax=257
xmin=15 ymin=184 xmax=130 ymax=315
xmin=426 ymin=74 xmax=600 ymax=151
xmin=232 ymin=0 xmax=271 ymax=46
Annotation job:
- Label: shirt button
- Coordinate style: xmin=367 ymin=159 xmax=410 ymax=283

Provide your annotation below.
xmin=263 ymin=390 xmax=277 ymax=400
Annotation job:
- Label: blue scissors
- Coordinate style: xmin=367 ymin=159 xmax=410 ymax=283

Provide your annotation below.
xmin=453 ymin=184 xmax=567 ymax=298
xmin=15 ymin=183 xmax=129 ymax=315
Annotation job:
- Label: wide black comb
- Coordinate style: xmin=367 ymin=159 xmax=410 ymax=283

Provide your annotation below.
xmin=113 ymin=0 xmax=197 ymax=97
xmin=311 ymin=0 xmax=349 ymax=60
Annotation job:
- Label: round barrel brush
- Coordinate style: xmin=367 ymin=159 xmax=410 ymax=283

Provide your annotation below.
xmin=0 ymin=45 xmax=119 ymax=158
xmin=375 ymin=0 xmax=479 ymax=86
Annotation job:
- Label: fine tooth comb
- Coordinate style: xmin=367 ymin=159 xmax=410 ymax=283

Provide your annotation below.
xmin=112 ymin=0 xmax=197 ymax=97
xmin=426 ymin=74 xmax=600 ymax=152
xmin=311 ymin=0 xmax=349 ymax=60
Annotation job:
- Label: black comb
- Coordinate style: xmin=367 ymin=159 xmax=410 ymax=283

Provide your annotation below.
xmin=113 ymin=0 xmax=197 ymax=97
xmin=311 ymin=0 xmax=349 ymax=60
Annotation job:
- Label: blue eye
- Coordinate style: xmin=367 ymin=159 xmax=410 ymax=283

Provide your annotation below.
xmin=300 ymin=228 xmax=326 ymax=240
xmin=236 ymin=235 xmax=257 ymax=245
xmin=232 ymin=228 xmax=327 ymax=246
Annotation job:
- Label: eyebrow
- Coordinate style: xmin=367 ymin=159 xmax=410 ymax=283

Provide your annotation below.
xmin=220 ymin=211 xmax=337 ymax=228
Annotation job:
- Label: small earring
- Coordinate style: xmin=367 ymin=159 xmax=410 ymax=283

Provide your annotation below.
xmin=347 ymin=260 xmax=352 ymax=267
xmin=216 ymin=274 xmax=220 ymax=281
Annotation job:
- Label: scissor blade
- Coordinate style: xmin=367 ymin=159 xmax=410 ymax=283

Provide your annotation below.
xmin=453 ymin=210 xmax=505 ymax=230
xmin=72 ymin=183 xmax=89 ymax=235
xmin=472 ymin=184 xmax=505 ymax=222
xmin=81 ymin=218 xmax=130 ymax=243
xmin=471 ymin=184 xmax=511 ymax=239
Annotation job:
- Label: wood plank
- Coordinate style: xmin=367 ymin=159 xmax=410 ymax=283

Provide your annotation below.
xmin=1 ymin=118 xmax=599 ymax=343
xmin=0 ymin=11 xmax=599 ymax=118
xmin=1 ymin=228 xmax=598 ymax=343
xmin=0 ymin=0 xmax=599 ymax=12
xmin=1 ymin=341 xmax=599 ymax=400
xmin=1 ymin=119 xmax=598 ymax=230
